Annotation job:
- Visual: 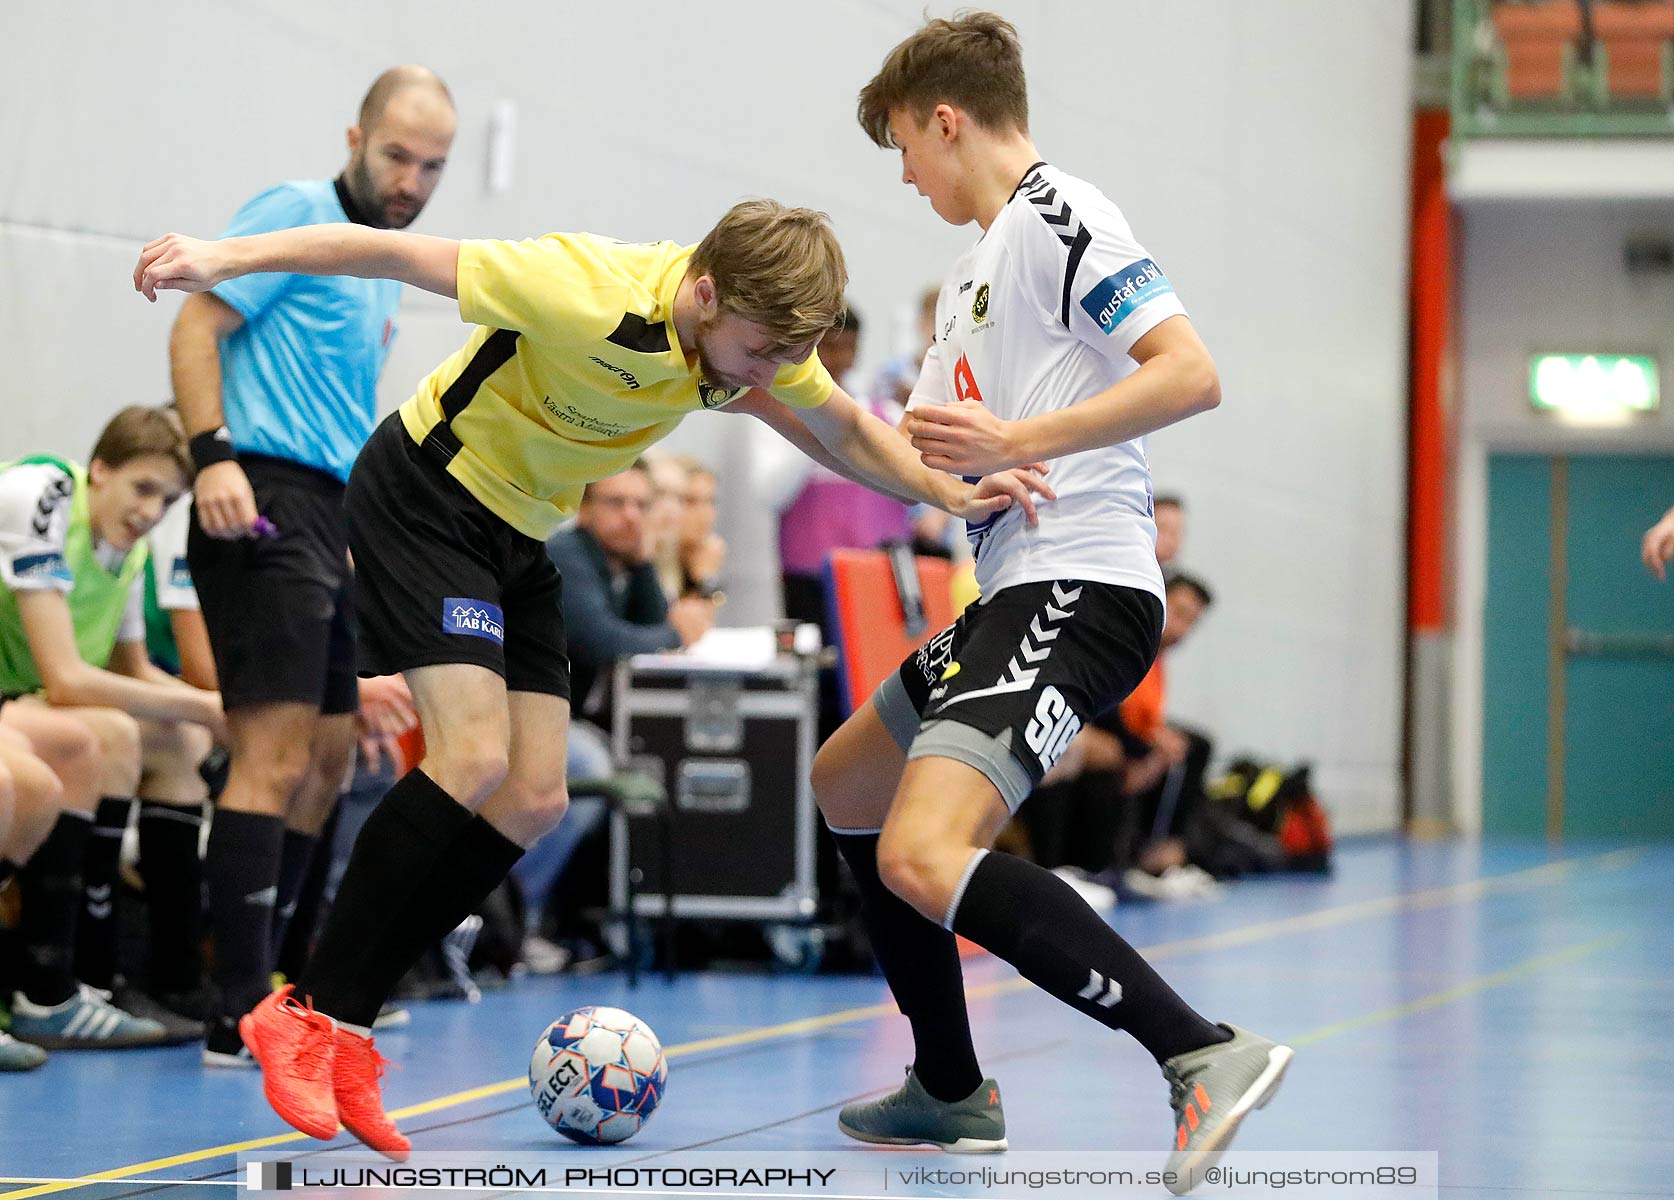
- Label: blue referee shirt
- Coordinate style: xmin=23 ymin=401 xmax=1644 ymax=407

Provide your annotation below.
xmin=212 ymin=179 xmax=402 ymax=482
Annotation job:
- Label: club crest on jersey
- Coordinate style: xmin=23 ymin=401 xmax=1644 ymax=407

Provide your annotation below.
xmin=1079 ymin=258 xmax=1174 ymax=336
xmin=697 ymin=381 xmax=742 ymax=409
xmin=953 ymin=353 xmax=986 ymax=405
xmin=443 ymin=598 xmax=504 ymax=643
xmin=972 ymin=282 xmax=990 ymax=322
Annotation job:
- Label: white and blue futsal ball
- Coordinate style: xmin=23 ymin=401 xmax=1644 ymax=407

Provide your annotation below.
xmin=529 ymin=1006 xmax=667 ymax=1144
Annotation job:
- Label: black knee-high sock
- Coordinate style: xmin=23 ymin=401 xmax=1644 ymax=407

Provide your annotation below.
xmin=75 ymin=797 xmax=132 ymax=989
xmin=302 ymin=769 xmax=475 ymax=1027
xmin=341 ymin=814 xmax=525 ymax=1024
xmin=948 ymin=850 xmax=1229 ymax=1063
xmin=269 ymin=828 xmax=318 ymax=956
xmin=275 ymin=807 xmax=338 ymax=981
xmin=204 ymin=808 xmax=285 ymax=1019
xmin=138 ymin=800 xmax=205 ymax=994
xmin=19 ymin=812 xmax=91 ymax=1007
xmin=833 ymin=829 xmax=983 ymax=1102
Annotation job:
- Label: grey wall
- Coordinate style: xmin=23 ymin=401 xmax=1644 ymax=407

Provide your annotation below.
xmin=1 ymin=0 xmax=1414 ymax=833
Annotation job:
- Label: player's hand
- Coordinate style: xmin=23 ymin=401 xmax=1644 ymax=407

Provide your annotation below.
xmin=359 ymin=732 xmax=405 ymax=776
xmin=960 ymin=464 xmax=1055 ymax=527
xmin=1642 ymin=508 xmax=1674 ymax=581
xmin=133 ymin=234 xmax=237 ymax=301
xmin=356 ymin=674 xmax=418 ymax=739
xmin=194 ymin=460 xmax=260 ymax=540
xmin=907 ymin=400 xmax=1027 ymax=475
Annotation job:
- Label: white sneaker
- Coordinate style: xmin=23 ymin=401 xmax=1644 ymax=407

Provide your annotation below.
xmin=1051 ymin=866 xmax=1118 ymax=910
xmin=519 ymin=933 xmax=571 ymax=976
xmin=1156 ymin=865 xmax=1224 ymax=903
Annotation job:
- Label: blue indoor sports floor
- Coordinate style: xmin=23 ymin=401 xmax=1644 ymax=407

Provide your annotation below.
xmin=1 ymin=838 xmax=1669 ymax=1198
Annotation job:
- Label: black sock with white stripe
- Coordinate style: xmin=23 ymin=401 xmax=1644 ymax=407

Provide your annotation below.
xmin=832 ymin=829 xmax=983 ymax=1103
xmin=75 ymin=797 xmax=132 ymax=990
xmin=947 ymin=849 xmax=1229 ymax=1063
xmin=138 ymin=801 xmax=205 ymax=994
xmin=19 ymin=811 xmax=91 ymax=1007
xmin=204 ymin=808 xmax=285 ymax=1020
xmin=269 ymin=828 xmax=318 ymax=955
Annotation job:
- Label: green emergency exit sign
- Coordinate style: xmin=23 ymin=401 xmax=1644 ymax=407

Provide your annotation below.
xmin=1530 ymin=354 xmax=1659 ymax=418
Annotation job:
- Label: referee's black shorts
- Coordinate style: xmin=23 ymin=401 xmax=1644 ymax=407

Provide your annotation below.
xmin=188 ymin=455 xmax=358 ymax=716
xmin=344 ymin=413 xmax=571 ymax=699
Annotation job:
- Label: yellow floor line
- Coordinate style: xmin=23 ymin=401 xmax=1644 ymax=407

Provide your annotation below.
xmin=1290 ymin=931 xmax=1627 ymax=1048
xmin=0 ymin=847 xmax=1637 ymax=1199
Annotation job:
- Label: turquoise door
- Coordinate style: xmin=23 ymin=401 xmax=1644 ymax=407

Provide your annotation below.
xmin=1483 ymin=454 xmax=1674 ymax=838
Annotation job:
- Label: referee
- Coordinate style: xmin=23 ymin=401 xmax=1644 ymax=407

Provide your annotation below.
xmin=166 ymin=66 xmax=456 ymax=1065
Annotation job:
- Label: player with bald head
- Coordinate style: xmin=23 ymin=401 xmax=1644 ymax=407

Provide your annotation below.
xmin=165 ymin=67 xmax=456 ymax=1067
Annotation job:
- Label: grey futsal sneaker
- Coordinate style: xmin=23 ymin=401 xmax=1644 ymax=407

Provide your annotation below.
xmin=839 ymin=1067 xmax=1008 ymax=1152
xmin=11 ymin=984 xmax=170 ymax=1049
xmin=0 ymin=1029 xmax=48 ymax=1071
xmin=1161 ymin=1024 xmax=1294 ymax=1195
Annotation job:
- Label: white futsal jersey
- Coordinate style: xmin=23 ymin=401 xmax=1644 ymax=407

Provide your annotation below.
xmin=908 ymin=162 xmax=1187 ymax=603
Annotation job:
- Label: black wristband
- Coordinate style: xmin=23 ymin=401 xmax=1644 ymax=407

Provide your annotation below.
xmin=188 ymin=428 xmax=237 ymax=472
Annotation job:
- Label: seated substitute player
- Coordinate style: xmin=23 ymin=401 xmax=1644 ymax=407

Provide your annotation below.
xmin=135 ymin=197 xmax=1052 ymax=1159
xmin=781 ymin=14 xmax=1291 ymax=1191
xmin=0 ymin=722 xmax=168 ymax=1063
xmin=0 ymin=405 xmax=222 ymax=1039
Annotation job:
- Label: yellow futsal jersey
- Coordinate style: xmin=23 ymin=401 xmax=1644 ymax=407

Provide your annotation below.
xmin=398 ymin=234 xmax=835 ymax=540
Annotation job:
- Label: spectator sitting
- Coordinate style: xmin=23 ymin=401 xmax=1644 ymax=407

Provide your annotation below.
xmin=777 ymin=305 xmax=913 ymax=628
xmin=1021 ymin=495 xmax=1187 ymax=891
xmin=0 ymin=405 xmax=222 ymax=1037
xmin=549 ymin=463 xmax=715 ymax=717
xmin=641 ymin=451 xmax=690 ymax=602
xmin=1109 ymin=571 xmax=1220 ymax=900
xmin=524 ymin=463 xmax=714 ymax=964
xmin=675 ymin=456 xmax=727 ymax=600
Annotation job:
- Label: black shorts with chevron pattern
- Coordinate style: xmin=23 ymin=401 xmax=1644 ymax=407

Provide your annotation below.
xmin=895 ymin=579 xmax=1164 ymax=780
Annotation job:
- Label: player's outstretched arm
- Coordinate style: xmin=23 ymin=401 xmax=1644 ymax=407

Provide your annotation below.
xmin=906 ymin=315 xmax=1220 ymax=476
xmin=135 ymin=227 xmax=461 ymax=301
xmin=797 ymin=384 xmax=1054 ymax=525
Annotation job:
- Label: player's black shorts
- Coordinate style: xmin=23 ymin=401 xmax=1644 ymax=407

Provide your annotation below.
xmin=874 ymin=579 xmax=1163 ymax=810
xmin=344 ymin=413 xmax=570 ymax=699
xmin=188 ymin=454 xmax=358 ymax=716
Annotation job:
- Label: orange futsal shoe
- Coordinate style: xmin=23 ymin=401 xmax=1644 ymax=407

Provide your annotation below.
xmin=238 ymin=985 xmax=340 ymax=1141
xmin=333 ymin=1027 xmax=410 ymax=1161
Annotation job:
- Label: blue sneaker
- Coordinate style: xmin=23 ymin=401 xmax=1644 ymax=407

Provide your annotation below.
xmin=11 ymin=985 xmax=169 ymax=1049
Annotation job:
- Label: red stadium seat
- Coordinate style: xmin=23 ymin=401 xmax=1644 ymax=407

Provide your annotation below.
xmin=1591 ymin=1 xmax=1674 ymax=102
xmin=1490 ymin=0 xmax=1583 ymax=102
xmin=824 ymin=549 xmax=955 ymax=716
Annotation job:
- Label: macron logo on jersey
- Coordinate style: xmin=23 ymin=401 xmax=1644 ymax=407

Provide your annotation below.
xmin=1080 ymin=258 xmax=1174 ymax=336
xmin=12 ymin=551 xmax=71 ymax=584
xmin=443 ymin=598 xmax=504 ymax=644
